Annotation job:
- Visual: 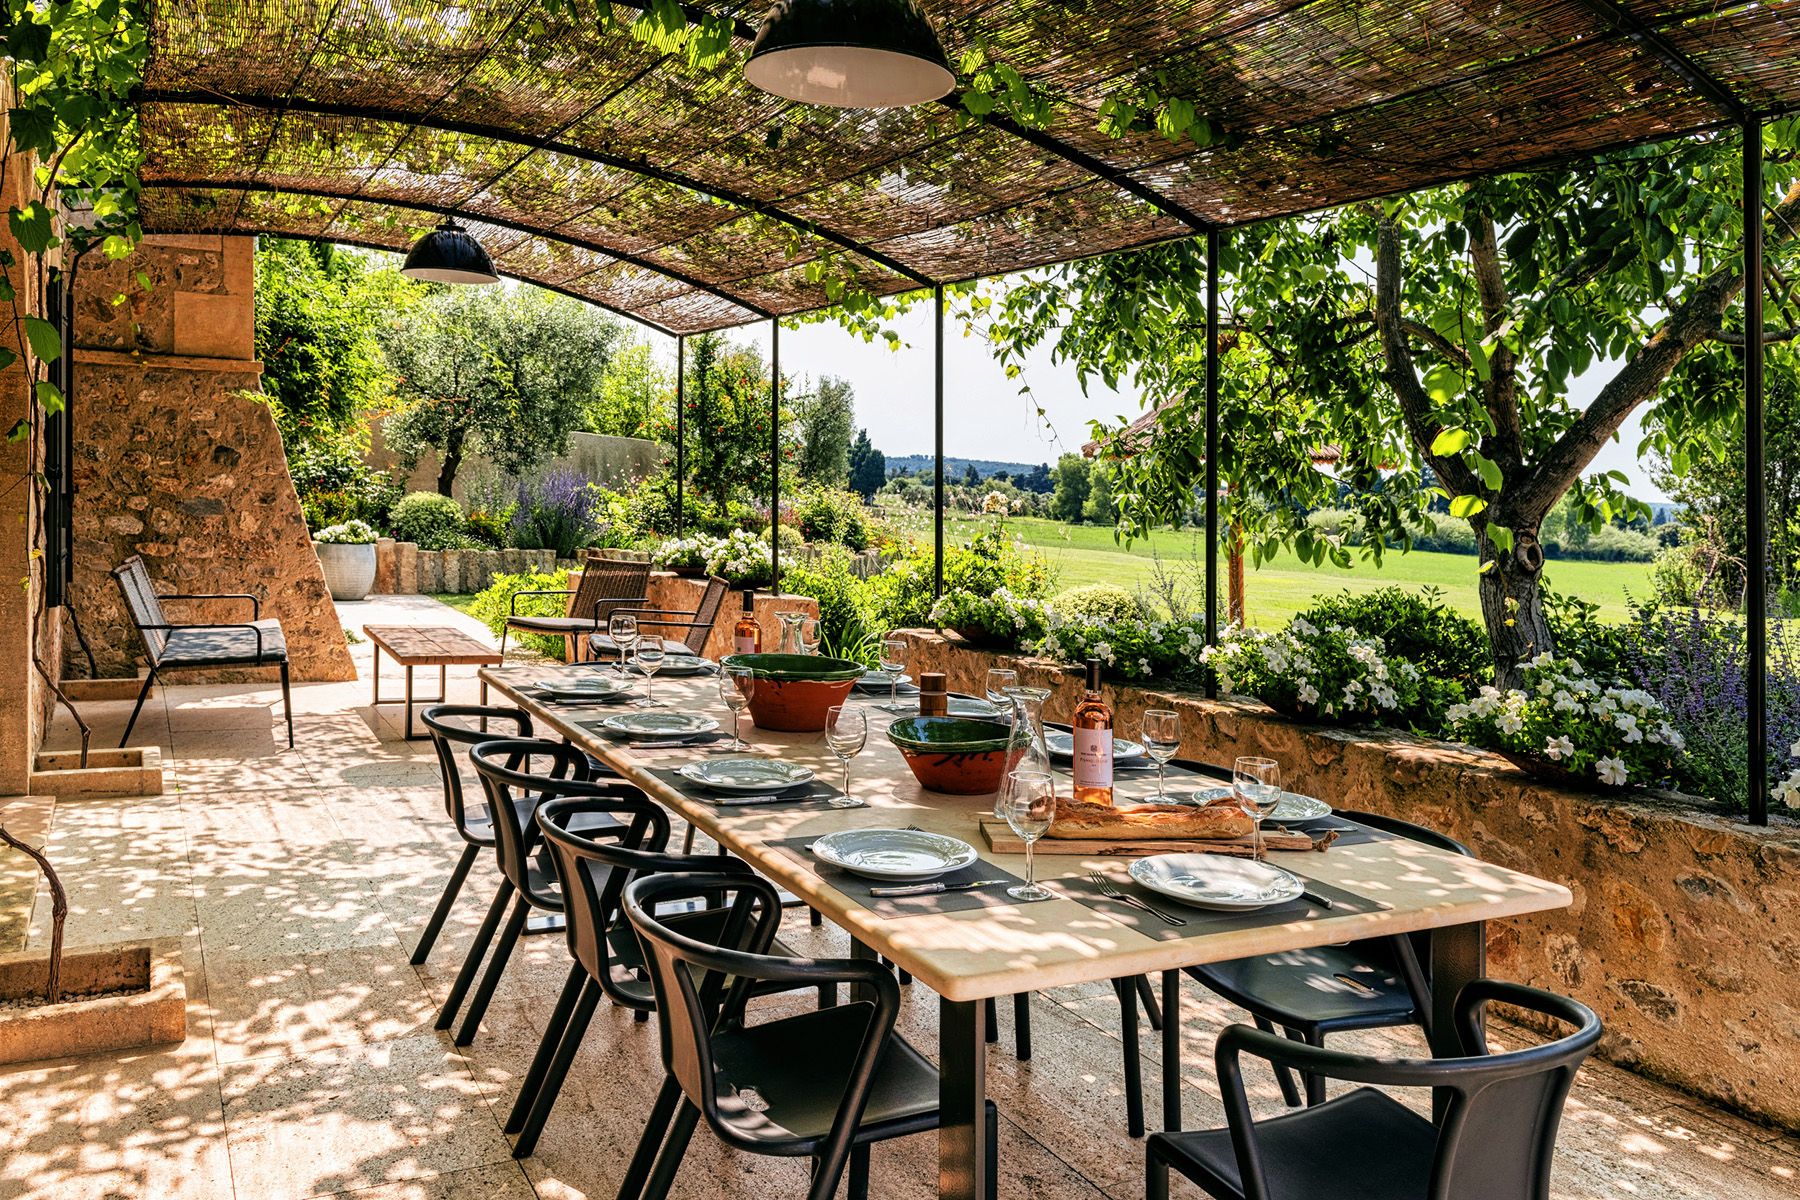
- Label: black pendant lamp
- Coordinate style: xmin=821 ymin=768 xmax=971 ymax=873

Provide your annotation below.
xmin=400 ymin=218 xmax=499 ymax=284
xmin=745 ymin=0 xmax=954 ymax=109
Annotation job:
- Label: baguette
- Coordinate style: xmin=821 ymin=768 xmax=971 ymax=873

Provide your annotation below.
xmin=1048 ymin=796 xmax=1252 ymax=841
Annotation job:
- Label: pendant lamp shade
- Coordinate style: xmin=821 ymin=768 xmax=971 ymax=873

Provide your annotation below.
xmin=400 ymin=219 xmax=499 ymax=284
xmin=745 ymin=0 xmax=955 ymax=109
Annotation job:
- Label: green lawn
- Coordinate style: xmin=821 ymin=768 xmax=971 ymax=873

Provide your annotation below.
xmin=430 ymin=592 xmax=479 ymax=615
xmin=943 ymin=516 xmax=1655 ymax=625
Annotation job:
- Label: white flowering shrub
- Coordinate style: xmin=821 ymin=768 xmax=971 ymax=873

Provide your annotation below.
xmin=705 ymin=529 xmax=776 ymax=589
xmin=1445 ymin=654 xmax=1683 ymax=789
xmin=1198 ymin=619 xmax=1423 ymax=724
xmin=312 ymin=519 xmax=378 ymax=545
xmin=1037 ymin=611 xmax=1209 ymax=682
xmin=651 ymin=536 xmax=715 ymax=570
xmin=1768 ymin=741 xmax=1800 ymax=809
xmin=929 ymin=586 xmax=1050 ymax=649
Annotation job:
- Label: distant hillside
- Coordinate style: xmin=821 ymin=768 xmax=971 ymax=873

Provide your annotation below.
xmin=884 ymin=454 xmax=1049 ymax=478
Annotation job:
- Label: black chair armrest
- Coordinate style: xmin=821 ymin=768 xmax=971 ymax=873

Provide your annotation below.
xmin=159 ymin=591 xmax=261 ymax=619
xmin=610 ymin=605 xmax=701 ymax=620
xmin=136 ymin=621 xmax=267 ymax=660
xmin=508 ymin=588 xmax=576 ymax=615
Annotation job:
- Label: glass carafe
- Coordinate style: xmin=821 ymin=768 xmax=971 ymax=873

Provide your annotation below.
xmin=996 ymin=686 xmax=1055 ymax=819
xmin=775 ymin=611 xmax=808 ymax=655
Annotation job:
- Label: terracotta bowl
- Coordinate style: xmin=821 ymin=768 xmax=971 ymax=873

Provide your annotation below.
xmin=721 ymin=653 xmax=865 ymax=732
xmin=887 ymin=717 xmax=1024 ymax=795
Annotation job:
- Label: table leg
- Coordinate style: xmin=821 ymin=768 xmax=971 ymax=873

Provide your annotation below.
xmin=1161 ymin=970 xmax=1182 ymax=1131
xmin=938 ymin=998 xmax=987 ymax=1200
xmin=479 ymin=679 xmax=489 ymax=732
xmin=404 ymin=664 xmax=416 ymax=740
xmin=1430 ymin=919 xmax=1485 ymax=1121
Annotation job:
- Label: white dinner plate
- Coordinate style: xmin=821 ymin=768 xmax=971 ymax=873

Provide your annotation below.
xmin=853 ymin=671 xmax=913 ymax=691
xmin=630 ymin=655 xmax=714 ymax=677
xmin=1044 ymin=730 xmax=1146 ymax=762
xmin=601 ymin=712 xmax=720 ymax=739
xmin=534 ymin=675 xmax=630 ymax=700
xmin=676 ymin=758 xmax=814 ymax=794
xmin=1128 ymin=854 xmax=1305 ymax=911
xmin=1189 ymin=786 xmax=1334 ymax=826
xmin=810 ymin=828 xmax=980 ymax=882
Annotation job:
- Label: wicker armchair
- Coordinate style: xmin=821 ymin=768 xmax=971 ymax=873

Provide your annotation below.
xmin=500 ymin=552 xmax=651 ymax=662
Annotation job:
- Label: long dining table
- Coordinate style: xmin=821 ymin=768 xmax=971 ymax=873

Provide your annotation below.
xmin=480 ymin=662 xmax=1574 ymax=1200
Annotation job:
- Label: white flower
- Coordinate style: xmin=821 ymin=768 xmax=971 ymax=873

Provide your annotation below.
xmin=1545 ymin=735 xmax=1574 ymax=761
xmin=1790 ymin=739 xmax=1800 ymax=759
xmin=1596 ymin=756 xmax=1629 ymax=787
xmin=1776 ymin=769 xmax=1800 ymax=809
xmin=1498 ymin=712 xmax=1525 ymax=736
xmin=1614 ymin=713 xmax=1642 ymax=743
xmin=1297 ymin=682 xmax=1320 ymax=706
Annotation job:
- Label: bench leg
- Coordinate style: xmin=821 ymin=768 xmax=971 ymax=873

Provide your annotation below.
xmin=279 ymin=660 xmax=294 ymax=747
xmin=119 ymin=668 xmax=158 ymax=748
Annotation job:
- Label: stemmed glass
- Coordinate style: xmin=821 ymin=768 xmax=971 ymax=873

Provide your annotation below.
xmin=719 ymin=664 xmax=755 ymax=752
xmin=1233 ymin=756 xmax=1282 ymax=859
xmin=879 ymin=636 xmax=910 ymax=712
xmin=1001 ymin=769 xmax=1056 ymax=901
xmin=1141 ymin=709 xmax=1180 ymax=799
xmin=608 ymin=613 xmax=639 ymax=679
xmin=985 ymin=668 xmax=1018 ymax=716
xmin=636 ymin=636 xmax=666 ymax=707
xmin=824 ymin=705 xmax=867 ymax=808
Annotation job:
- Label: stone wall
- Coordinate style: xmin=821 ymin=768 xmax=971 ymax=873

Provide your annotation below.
xmin=371 ymin=540 xmax=559 ymax=594
xmin=65 ymin=236 xmax=354 ymax=683
xmin=900 ymin=631 xmax=1800 ymax=1132
xmin=367 ymin=425 xmax=664 ymax=503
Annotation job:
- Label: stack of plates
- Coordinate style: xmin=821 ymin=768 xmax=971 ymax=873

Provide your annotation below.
xmin=1128 ymin=855 xmax=1305 ymax=911
xmin=600 ymin=712 xmax=719 ymax=740
xmin=534 ymin=675 xmax=631 ymax=702
xmin=811 ymin=828 xmax=979 ymax=881
xmin=675 ymin=757 xmax=814 ymax=794
xmin=1044 ymin=729 xmax=1146 ymax=763
xmin=1189 ymin=786 xmax=1335 ymax=827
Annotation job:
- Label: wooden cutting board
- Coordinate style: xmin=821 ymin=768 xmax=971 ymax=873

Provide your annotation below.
xmin=979 ymin=818 xmax=1330 ymax=858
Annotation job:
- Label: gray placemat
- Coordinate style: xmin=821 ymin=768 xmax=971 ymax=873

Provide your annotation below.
xmin=1057 ymin=871 xmax=1388 ymax=942
xmin=647 ymin=767 xmax=853 ymax=810
xmin=581 ymin=725 xmax=729 ymax=748
xmin=767 ymin=835 xmax=1029 ymax=918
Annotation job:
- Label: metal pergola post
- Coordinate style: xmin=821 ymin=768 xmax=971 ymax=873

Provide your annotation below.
xmin=1745 ymin=118 xmax=1768 ymax=827
xmin=1204 ymin=230 xmax=1221 ymax=698
xmin=934 ymin=284 xmax=945 ymax=598
xmin=770 ymin=318 xmax=782 ymax=589
xmin=674 ymin=334 xmax=685 ymax=536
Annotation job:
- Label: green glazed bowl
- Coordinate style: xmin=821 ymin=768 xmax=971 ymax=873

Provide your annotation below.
xmin=887 ymin=717 xmax=1022 ymax=794
xmin=719 ymin=653 xmax=866 ymax=682
xmin=887 ymin=717 xmax=1013 ymax=753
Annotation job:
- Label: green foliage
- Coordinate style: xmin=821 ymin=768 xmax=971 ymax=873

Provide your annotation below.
xmin=781 ymin=549 xmax=880 ymax=666
xmin=1201 ymin=620 xmax=1428 ymax=726
xmin=467 ymin=568 xmax=577 ymax=660
xmin=660 ymin=332 xmax=776 ymax=511
xmin=1542 ymin=589 xmax=1631 ymax=679
xmin=1038 ymin=611 xmax=1208 ymax=683
xmin=866 ymin=525 xmax=1051 ymax=632
xmin=585 ymin=340 xmax=671 ymax=439
xmin=1296 ymin=587 xmax=1484 ymax=722
xmin=1049 ymin=453 xmax=1091 ymax=523
xmin=463 ymin=508 xmax=510 ymax=549
xmin=791 ymin=375 xmax=855 ymax=486
xmin=390 ymin=491 xmax=471 ymax=551
xmin=1081 ymin=463 xmax=1116 ymax=525
xmin=290 ymin=438 xmax=403 ymax=532
xmin=847 ymin=428 xmax=886 ymax=501
xmin=929 ymin=588 xmax=1050 ymax=650
xmin=1050 ymin=584 xmax=1143 ymax=625
xmin=790 ymin=486 xmax=869 ymax=550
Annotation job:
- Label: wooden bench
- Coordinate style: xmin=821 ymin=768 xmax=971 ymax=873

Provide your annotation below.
xmin=362 ymin=625 xmax=503 ymax=740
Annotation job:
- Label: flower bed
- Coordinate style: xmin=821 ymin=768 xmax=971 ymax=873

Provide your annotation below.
xmin=896 ymin=629 xmax=1800 ymax=1132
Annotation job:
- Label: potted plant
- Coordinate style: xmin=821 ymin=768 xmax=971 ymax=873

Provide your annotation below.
xmin=929 ymin=587 xmax=1049 ymax=650
xmin=312 ymin=519 xmax=379 ymax=600
xmin=1198 ymin=618 xmax=1425 ymax=726
xmin=706 ymin=529 xmax=777 ymax=590
xmin=1445 ymin=654 xmax=1684 ymax=790
xmin=652 ymin=535 xmax=716 ymax=578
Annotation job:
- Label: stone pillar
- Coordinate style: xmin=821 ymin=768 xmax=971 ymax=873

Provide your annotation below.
xmin=65 ymin=235 xmax=354 ymax=682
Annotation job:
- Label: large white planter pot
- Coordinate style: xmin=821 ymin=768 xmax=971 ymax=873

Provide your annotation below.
xmin=315 ymin=541 xmax=377 ymax=600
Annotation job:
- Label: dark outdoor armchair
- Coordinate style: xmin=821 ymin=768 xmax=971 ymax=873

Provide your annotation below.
xmin=588 ymin=574 xmax=730 ymax=660
xmin=500 ymin=551 xmax=651 ymax=663
xmin=111 ymin=555 xmax=292 ymax=748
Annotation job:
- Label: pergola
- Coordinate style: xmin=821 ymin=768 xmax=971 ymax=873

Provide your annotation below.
xmin=131 ymin=0 xmax=1800 ymax=820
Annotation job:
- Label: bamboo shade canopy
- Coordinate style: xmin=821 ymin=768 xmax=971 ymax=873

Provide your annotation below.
xmin=136 ymin=0 xmax=1800 ymax=335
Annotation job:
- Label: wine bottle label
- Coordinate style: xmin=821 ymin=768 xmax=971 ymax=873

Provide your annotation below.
xmin=733 ymin=634 xmax=757 ymax=654
xmin=1073 ymin=729 xmax=1114 ymax=790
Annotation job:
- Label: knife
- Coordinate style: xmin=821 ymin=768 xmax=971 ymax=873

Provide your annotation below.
xmin=868 ymin=879 xmax=1010 ymax=898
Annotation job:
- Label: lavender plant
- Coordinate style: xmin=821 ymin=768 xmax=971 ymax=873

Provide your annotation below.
xmin=510 ymin=469 xmax=602 ymax=558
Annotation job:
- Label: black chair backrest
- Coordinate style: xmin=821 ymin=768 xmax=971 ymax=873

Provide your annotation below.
xmin=468 ymin=738 xmax=590 ymax=910
xmin=1216 ymin=980 xmax=1601 ymax=1200
xmin=1336 ymin=808 xmax=1471 ymax=857
xmin=112 ymin=556 xmax=170 ymax=661
xmin=420 ymin=705 xmax=534 ymax=842
xmin=682 ymin=577 xmax=730 ymax=654
xmin=536 ymin=793 xmax=746 ymax=1010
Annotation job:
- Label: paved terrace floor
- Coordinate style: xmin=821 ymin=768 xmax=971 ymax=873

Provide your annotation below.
xmin=2 ymin=594 xmax=1797 ymax=1200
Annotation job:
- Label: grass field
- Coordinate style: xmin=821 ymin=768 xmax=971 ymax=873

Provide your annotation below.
xmin=942 ymin=515 xmax=1655 ymax=625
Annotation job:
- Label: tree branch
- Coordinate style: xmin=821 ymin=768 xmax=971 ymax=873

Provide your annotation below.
xmin=1463 ymin=207 xmax=1522 ymax=466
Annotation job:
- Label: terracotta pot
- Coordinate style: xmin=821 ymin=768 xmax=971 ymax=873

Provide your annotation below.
xmin=669 ymin=564 xmax=707 ymax=578
xmin=887 ymin=716 xmax=1024 ymax=794
xmin=722 ymin=653 xmax=866 ymax=732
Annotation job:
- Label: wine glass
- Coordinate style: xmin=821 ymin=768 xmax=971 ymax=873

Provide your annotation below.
xmin=1002 ymin=770 xmax=1056 ymax=902
xmin=823 ymin=705 xmax=867 ymax=808
xmin=608 ymin=613 xmax=639 ymax=678
xmin=1141 ymin=709 xmax=1180 ymax=799
xmin=636 ymin=636 xmax=666 ymax=707
xmin=719 ymin=664 xmax=755 ymax=752
xmin=879 ymin=635 xmax=909 ymax=712
xmin=985 ymin=668 xmax=1018 ymax=716
xmin=1233 ymin=756 xmax=1282 ymax=859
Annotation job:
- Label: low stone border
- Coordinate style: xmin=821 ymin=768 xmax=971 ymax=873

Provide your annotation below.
xmin=898 ymin=629 xmax=1800 ymax=1132
xmin=0 ymin=938 xmax=186 ymax=1064
xmin=372 ymin=540 xmax=559 ymax=594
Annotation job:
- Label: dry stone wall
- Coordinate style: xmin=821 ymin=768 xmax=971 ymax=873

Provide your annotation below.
xmin=900 ymin=631 xmax=1800 ymax=1132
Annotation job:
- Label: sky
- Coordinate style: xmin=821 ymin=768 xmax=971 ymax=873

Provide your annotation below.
xmin=651 ymin=295 xmax=1670 ymax=503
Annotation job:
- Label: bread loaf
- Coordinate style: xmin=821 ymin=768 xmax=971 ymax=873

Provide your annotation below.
xmin=1048 ymin=796 xmax=1252 ymax=841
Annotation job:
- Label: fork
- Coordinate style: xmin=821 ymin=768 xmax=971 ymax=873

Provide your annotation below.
xmin=1089 ymin=872 xmax=1186 ymax=927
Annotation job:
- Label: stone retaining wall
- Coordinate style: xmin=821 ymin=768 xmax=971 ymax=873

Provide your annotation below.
xmin=371 ymin=540 xmax=560 ymax=595
xmin=899 ymin=631 xmax=1800 ymax=1132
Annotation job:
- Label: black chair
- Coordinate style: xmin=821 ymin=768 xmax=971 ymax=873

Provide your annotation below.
xmin=412 ymin=704 xmax=535 ymax=965
xmin=111 ymin=555 xmax=292 ymax=747
xmin=1183 ymin=810 xmax=1471 ymax=1107
xmin=506 ymin=790 xmax=764 ymax=1159
xmin=434 ymin=738 xmax=618 ymax=1045
xmin=621 ymin=871 xmax=999 ymax=1200
xmin=1146 ymin=980 xmax=1601 ymax=1200
xmin=589 ymin=575 xmax=731 ymax=659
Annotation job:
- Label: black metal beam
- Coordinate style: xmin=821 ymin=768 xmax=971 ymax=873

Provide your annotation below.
xmin=137 ymin=178 xmax=772 ymax=320
xmin=137 ymin=90 xmax=937 ymax=288
xmin=675 ymin=334 xmax=687 ymax=536
xmin=770 ymin=318 xmax=782 ymax=588
xmin=1745 ymin=118 xmax=1768 ymax=826
xmin=934 ymin=284 xmax=946 ymax=598
xmin=1569 ymin=0 xmax=1749 ymax=123
xmin=1204 ymin=229 xmax=1220 ymax=697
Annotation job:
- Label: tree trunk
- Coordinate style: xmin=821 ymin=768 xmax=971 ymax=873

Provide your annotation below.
xmin=436 ymin=424 xmax=465 ymax=497
xmin=1478 ymin=523 xmax=1555 ymax=691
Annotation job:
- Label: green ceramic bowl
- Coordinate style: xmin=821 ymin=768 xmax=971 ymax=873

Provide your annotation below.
xmin=887 ymin=717 xmax=1023 ymax=794
xmin=719 ymin=653 xmax=866 ymax=682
